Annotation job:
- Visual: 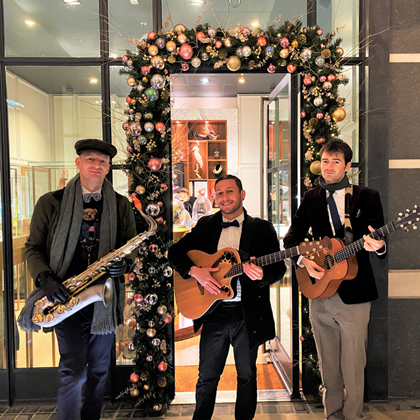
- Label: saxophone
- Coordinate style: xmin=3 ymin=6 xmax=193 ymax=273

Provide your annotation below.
xmin=31 ymin=210 xmax=157 ymax=328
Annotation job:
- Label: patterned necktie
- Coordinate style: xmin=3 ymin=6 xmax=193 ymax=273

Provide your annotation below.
xmin=220 ymin=220 xmax=240 ymax=229
xmin=82 ymin=193 xmax=101 ymax=204
xmin=326 ymin=191 xmax=342 ymax=234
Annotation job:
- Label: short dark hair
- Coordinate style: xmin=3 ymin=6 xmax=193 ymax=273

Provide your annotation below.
xmin=214 ymin=175 xmax=243 ymax=191
xmin=179 ymin=188 xmax=190 ymax=195
xmin=319 ymin=140 xmax=353 ymax=164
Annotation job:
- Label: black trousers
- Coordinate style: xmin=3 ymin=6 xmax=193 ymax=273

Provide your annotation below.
xmin=193 ymin=303 xmax=259 ymax=420
xmin=54 ymin=305 xmax=114 ymax=420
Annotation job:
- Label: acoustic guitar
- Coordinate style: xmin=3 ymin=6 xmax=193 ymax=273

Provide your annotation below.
xmin=297 ymin=206 xmax=420 ymax=299
xmin=175 ymin=239 xmax=328 ymax=320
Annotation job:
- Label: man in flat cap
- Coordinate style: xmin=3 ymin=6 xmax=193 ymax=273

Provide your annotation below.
xmin=24 ymin=139 xmax=136 ymax=420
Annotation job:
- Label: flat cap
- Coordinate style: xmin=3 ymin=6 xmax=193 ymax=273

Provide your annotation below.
xmin=74 ymin=139 xmax=117 ymax=158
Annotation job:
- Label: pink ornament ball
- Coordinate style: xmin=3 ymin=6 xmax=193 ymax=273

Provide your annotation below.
xmin=141 ymin=66 xmax=151 ymax=76
xmin=128 ymin=272 xmax=136 ymax=281
xmin=156 ymin=217 xmax=164 ymax=224
xmin=196 ymin=31 xmax=206 ymax=41
xmin=215 ymin=40 xmax=222 ymax=49
xmin=317 ymin=29 xmax=323 ymax=36
xmin=133 ymin=294 xmax=143 ymax=303
xmin=316 ymin=112 xmax=324 ymax=119
xmin=241 ymin=27 xmax=251 ymax=37
xmin=300 ymin=111 xmax=306 ymax=118
xmin=149 ymin=244 xmax=159 ymax=253
xmin=181 ymin=62 xmax=189 ymax=71
xmin=328 ymin=74 xmax=336 ymax=81
xmin=122 ymin=55 xmax=128 ymax=62
xmin=148 ymin=157 xmax=162 ymax=172
xmin=157 ymin=201 xmax=163 ymax=207
xmin=160 ymin=183 xmax=168 ymax=191
xmin=180 ymin=43 xmax=193 ymax=60
xmin=280 ymin=37 xmax=290 ymax=48
xmin=303 ymin=77 xmax=312 ymax=86
xmin=319 ymin=75 xmax=327 ymax=83
xmin=317 ymin=138 xmax=326 ymax=144
xmin=158 ymin=362 xmax=168 ymax=372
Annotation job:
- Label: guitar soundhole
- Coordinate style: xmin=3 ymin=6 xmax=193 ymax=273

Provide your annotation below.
xmin=324 ymin=254 xmax=335 ymax=270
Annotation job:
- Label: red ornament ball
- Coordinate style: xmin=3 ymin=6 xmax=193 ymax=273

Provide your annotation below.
xmin=155 ymin=122 xmax=166 ymax=132
xmin=300 ymin=111 xmax=306 ymax=118
xmin=241 ymin=27 xmax=251 ymax=37
xmin=157 ymin=201 xmax=163 ymax=207
xmin=317 ymin=137 xmax=326 ymax=144
xmin=122 ymin=55 xmax=128 ymax=62
xmin=303 ymin=77 xmax=312 ymax=86
xmin=156 ymin=217 xmax=164 ymax=224
xmin=215 ymin=40 xmax=222 ymax=49
xmin=280 ymin=37 xmax=290 ymax=48
xmin=128 ymin=320 xmax=136 ymax=329
xmin=267 ymin=64 xmax=276 ymax=73
xmin=149 ymin=244 xmax=159 ymax=253
xmin=316 ymin=112 xmax=324 ymax=119
xmin=181 ymin=62 xmax=189 ymax=71
xmin=141 ymin=66 xmax=151 ymax=76
xmin=126 ymin=96 xmax=132 ymax=104
xmin=287 ymin=64 xmax=297 ymax=73
xmin=180 ymin=43 xmax=193 ymax=59
xmin=128 ymin=272 xmax=136 ymax=281
xmin=164 ymin=314 xmax=173 ymax=324
xmin=160 ymin=183 xmax=168 ymax=191
xmin=328 ymin=74 xmax=336 ymax=82
xmin=317 ymin=29 xmax=323 ymax=36
xmin=319 ymin=75 xmax=327 ymax=83
xmin=147 ymin=31 xmax=156 ymax=41
xmin=257 ymin=37 xmax=267 ymax=47
xmin=196 ymin=31 xmax=206 ymax=41
xmin=158 ymin=361 xmax=168 ymax=372
xmin=130 ymin=372 xmax=140 ymax=383
xmin=133 ymin=293 xmax=143 ymax=303
xmin=148 ymin=157 xmax=162 ymax=172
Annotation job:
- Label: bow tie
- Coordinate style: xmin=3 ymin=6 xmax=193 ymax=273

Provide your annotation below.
xmin=221 ymin=220 xmax=240 ymax=229
xmin=83 ymin=193 xmax=101 ymax=203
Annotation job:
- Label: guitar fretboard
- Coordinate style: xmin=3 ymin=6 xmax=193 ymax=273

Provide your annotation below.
xmin=334 ymin=222 xmax=395 ymax=263
xmin=223 ymin=246 xmax=299 ymax=278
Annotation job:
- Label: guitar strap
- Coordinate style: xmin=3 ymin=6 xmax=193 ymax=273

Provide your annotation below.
xmin=344 ymin=185 xmax=353 ymax=245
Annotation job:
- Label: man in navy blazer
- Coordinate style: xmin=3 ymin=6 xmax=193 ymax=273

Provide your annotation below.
xmin=284 ymin=141 xmax=386 ymax=420
xmin=168 ymin=175 xmax=286 ymax=420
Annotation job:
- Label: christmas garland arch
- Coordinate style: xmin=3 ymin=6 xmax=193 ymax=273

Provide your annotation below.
xmin=120 ymin=19 xmax=348 ymax=414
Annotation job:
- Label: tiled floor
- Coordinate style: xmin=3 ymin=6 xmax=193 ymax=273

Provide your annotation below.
xmin=1 ymin=400 xmax=420 ymax=419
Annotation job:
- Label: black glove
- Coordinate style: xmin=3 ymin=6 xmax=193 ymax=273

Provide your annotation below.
xmin=108 ymin=259 xmax=127 ymax=279
xmin=37 ymin=271 xmax=70 ymax=304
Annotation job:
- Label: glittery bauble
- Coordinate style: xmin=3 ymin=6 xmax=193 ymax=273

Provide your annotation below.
xmin=179 ymin=43 xmax=193 ymax=59
xmin=133 ymin=293 xmax=143 ymax=303
xmin=146 ymin=203 xmax=160 ymax=216
xmin=248 ymin=60 xmax=256 ymax=69
xmin=158 ymin=361 xmax=168 ymax=371
xmin=267 ymin=64 xmax=276 ymax=73
xmin=148 ymin=45 xmax=158 ymax=56
xmin=321 ymin=49 xmax=331 ymax=59
xmin=130 ymin=388 xmax=139 ymax=397
xmin=316 ymin=112 xmax=324 ymax=119
xmin=153 ymin=404 xmax=162 ymax=412
xmin=130 ymin=122 xmax=141 ymax=136
xmin=279 ymin=48 xmax=289 ymax=59
xmin=148 ymin=157 xmax=162 ymax=171
xmin=138 ymin=135 xmax=147 ymax=145
xmin=150 ymin=74 xmax=165 ymax=90
xmin=127 ymin=77 xmax=136 ymax=87
xmin=144 ymin=112 xmax=153 ymax=120
xmin=146 ymin=355 xmax=153 ymax=362
xmin=201 ymin=52 xmax=209 ymax=61
xmin=196 ymin=31 xmax=205 ymax=41
xmin=141 ymin=66 xmax=150 ymax=76
xmin=146 ymin=328 xmax=156 ymax=337
xmin=236 ymin=47 xmax=243 ymax=58
xmin=328 ymin=74 xmax=336 ymax=82
xmin=157 ymin=305 xmax=167 ymax=315
xmin=300 ymin=111 xmax=306 ymax=118
xmin=317 ymin=137 xmax=326 ymax=144
xmin=336 ymin=47 xmax=344 ymax=56
xmin=148 ymin=320 xmax=155 ymax=328
xmin=163 ymin=266 xmax=173 ymax=277
xmin=151 ymin=338 xmax=161 ymax=346
xmin=146 ymin=293 xmax=158 ymax=305
xmin=188 ymin=57 xmax=201 ymax=69
xmin=310 ymin=161 xmax=321 ymax=175
xmin=215 ymin=40 xmax=222 ymax=49
xmin=155 ymin=122 xmax=166 ymax=132
xmin=155 ymin=37 xmax=165 ymax=48
xmin=145 ymin=87 xmax=159 ymax=102
xmin=224 ymin=37 xmax=232 ymax=48
xmin=331 ymin=107 xmax=346 ymax=122
xmin=144 ymin=122 xmax=154 ymax=133
xmin=208 ymin=28 xmax=216 ymax=37
xmin=130 ymin=372 xmax=140 ymax=383
xmin=166 ymin=41 xmax=176 ymax=52
xmin=241 ymin=27 xmax=251 ymax=37
xmin=174 ymin=23 xmax=187 ymax=33
xmin=314 ymin=97 xmax=323 ymax=107
xmin=265 ymin=45 xmax=274 ymax=56
xmin=128 ymin=342 xmax=135 ymax=351
xmin=257 ymin=37 xmax=267 ymax=47
xmin=126 ymin=59 xmax=133 ymax=67
xmin=287 ymin=64 xmax=297 ymax=73
xmin=323 ymin=81 xmax=332 ymax=91
xmin=168 ymin=55 xmax=176 ymax=64
xmin=320 ymin=75 xmax=327 ymax=83
xmin=164 ymin=314 xmax=173 ymax=324
xmin=158 ymin=377 xmax=167 ymax=387
xmin=317 ymin=29 xmax=323 ymax=36
xmin=181 ymin=62 xmax=189 ymax=71
xmin=242 ymin=46 xmax=252 ymax=57
xmin=280 ymin=37 xmax=289 ymax=48
xmin=122 ymin=122 xmax=129 ymax=131
xmin=178 ymin=33 xmax=187 ymax=44
xmin=151 ymin=55 xmax=164 ymax=69
xmin=143 ymin=384 xmax=150 ymax=391
xmin=292 ymin=40 xmax=299 ymax=49
xmin=300 ymin=48 xmax=312 ymax=61
xmin=303 ymin=77 xmax=312 ymax=86
xmin=147 ymin=31 xmax=156 ymax=41
xmin=149 ymin=244 xmax=158 ymax=253
xmin=315 ymin=56 xmax=325 ymax=67
xmin=141 ymin=76 xmax=148 ymax=84
xmin=226 ymin=55 xmax=241 ymax=72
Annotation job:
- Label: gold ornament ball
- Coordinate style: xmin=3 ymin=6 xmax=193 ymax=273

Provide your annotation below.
xmin=166 ymin=41 xmax=176 ymax=52
xmin=168 ymin=55 xmax=176 ymax=64
xmin=310 ymin=160 xmax=322 ymax=175
xmin=336 ymin=47 xmax=344 ymax=56
xmin=174 ymin=23 xmax=187 ymax=33
xmin=143 ymin=384 xmax=150 ymax=391
xmin=130 ymin=388 xmax=139 ymax=397
xmin=224 ymin=37 xmax=232 ymax=48
xmin=148 ymin=45 xmax=159 ymax=56
xmin=226 ymin=55 xmax=241 ymax=72
xmin=146 ymin=328 xmax=156 ymax=337
xmin=279 ymin=48 xmax=289 ymax=58
xmin=178 ymin=33 xmax=187 ymax=44
xmin=331 ymin=107 xmax=346 ymax=122
xmin=136 ymin=185 xmax=146 ymax=195
xmin=206 ymin=45 xmax=212 ymax=53
xmin=292 ymin=40 xmax=299 ymax=49
xmin=142 ymin=76 xmax=148 ymax=84
xmin=127 ymin=77 xmax=136 ymax=87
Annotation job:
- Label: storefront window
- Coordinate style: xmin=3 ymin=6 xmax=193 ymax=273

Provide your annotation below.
xmin=317 ymin=0 xmax=360 ymax=57
xmin=4 ymin=0 xmax=100 ymax=57
xmin=6 ymin=66 xmax=102 ymax=367
xmin=163 ymin=0 xmax=307 ymax=31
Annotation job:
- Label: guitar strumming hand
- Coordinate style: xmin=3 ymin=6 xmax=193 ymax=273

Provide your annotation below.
xmin=189 ymin=266 xmax=221 ymax=295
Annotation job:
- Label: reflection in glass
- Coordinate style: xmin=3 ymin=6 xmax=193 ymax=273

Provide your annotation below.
xmin=4 ymin=1 xmax=100 ymax=57
xmin=163 ymin=0 xmax=307 ymax=31
xmin=0 ymin=172 xmax=5 ymax=370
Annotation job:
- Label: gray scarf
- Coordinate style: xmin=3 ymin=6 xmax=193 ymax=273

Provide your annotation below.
xmin=18 ymin=174 xmax=118 ymax=334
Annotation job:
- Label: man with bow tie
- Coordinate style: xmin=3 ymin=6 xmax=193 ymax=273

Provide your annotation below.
xmin=168 ymin=175 xmax=286 ymax=420
xmin=25 ymin=139 xmax=136 ymax=420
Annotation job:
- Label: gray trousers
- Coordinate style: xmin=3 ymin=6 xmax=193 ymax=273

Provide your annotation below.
xmin=309 ymin=293 xmax=371 ymax=420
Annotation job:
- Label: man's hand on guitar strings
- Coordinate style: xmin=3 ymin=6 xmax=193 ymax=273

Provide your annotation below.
xmin=363 ymin=225 xmax=385 ymax=252
xmin=243 ymin=257 xmax=264 ymax=281
xmin=302 ymin=258 xmax=325 ymax=279
xmin=189 ymin=266 xmax=221 ymax=294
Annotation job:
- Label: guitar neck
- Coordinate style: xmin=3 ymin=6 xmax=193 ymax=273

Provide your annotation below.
xmin=224 ymin=246 xmax=300 ymax=278
xmin=334 ymin=222 xmax=394 ymax=263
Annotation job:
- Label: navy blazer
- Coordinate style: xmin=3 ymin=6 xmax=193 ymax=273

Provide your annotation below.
xmin=283 ymin=185 xmax=386 ymax=304
xmin=168 ymin=209 xmax=286 ymax=349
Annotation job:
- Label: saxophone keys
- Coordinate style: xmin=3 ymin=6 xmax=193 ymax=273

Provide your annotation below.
xmin=32 ymin=314 xmax=43 ymax=324
xmin=56 ymin=304 xmax=66 ymax=314
xmin=45 ymin=314 xmax=54 ymax=323
xmin=67 ymin=297 xmax=79 ymax=309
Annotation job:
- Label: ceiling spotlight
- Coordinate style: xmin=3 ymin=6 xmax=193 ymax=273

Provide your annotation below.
xmin=62 ymin=0 xmax=80 ymax=4
xmin=25 ymin=20 xmax=35 ymax=26
xmin=251 ymin=20 xmax=260 ymax=27
xmin=130 ymin=0 xmax=139 ymax=4
xmin=238 ymin=74 xmax=245 ymax=83
xmin=190 ymin=0 xmax=205 ymax=4
xmin=89 ymin=78 xmax=98 ymax=84
xmin=200 ymin=78 xmax=210 ymax=84
xmin=140 ymin=22 xmax=147 ymax=26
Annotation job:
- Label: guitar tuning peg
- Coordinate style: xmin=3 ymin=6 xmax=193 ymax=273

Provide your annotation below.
xmin=407 ymin=209 xmax=410 ymax=212
xmin=405 ymin=213 xmax=409 ymax=217
xmin=415 ymin=205 xmax=418 ymax=209
xmin=413 ymin=225 xmax=418 ymax=230
xmin=399 ymin=213 xmax=403 ymax=217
